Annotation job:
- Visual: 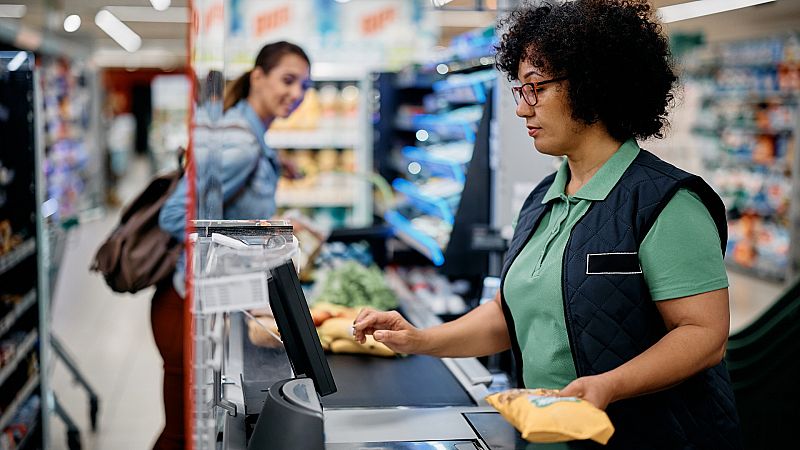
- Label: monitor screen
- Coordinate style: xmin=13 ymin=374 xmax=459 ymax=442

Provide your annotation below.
xmin=268 ymin=261 xmax=337 ymax=396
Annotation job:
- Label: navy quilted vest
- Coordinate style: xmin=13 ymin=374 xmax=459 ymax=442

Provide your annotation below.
xmin=500 ymin=150 xmax=742 ymax=449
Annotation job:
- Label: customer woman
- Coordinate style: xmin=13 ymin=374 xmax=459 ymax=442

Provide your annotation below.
xmin=354 ymin=1 xmax=741 ymax=448
xmin=154 ymin=41 xmax=311 ymax=450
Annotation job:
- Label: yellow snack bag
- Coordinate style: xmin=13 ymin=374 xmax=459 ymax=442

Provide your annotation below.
xmin=485 ymin=388 xmax=615 ymax=445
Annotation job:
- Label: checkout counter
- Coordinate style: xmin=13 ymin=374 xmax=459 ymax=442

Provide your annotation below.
xmin=219 ymin=280 xmax=532 ymax=450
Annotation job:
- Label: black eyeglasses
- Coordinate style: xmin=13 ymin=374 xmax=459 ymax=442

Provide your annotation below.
xmin=511 ymin=76 xmax=568 ymax=106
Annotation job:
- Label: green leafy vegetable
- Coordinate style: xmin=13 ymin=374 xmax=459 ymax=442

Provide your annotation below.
xmin=317 ymin=261 xmax=397 ymax=310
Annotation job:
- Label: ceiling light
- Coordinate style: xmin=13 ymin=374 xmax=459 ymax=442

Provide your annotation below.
xmin=64 ymin=15 xmax=81 ymax=33
xmin=334 ymin=0 xmax=352 ymax=3
xmin=150 ymin=0 xmax=171 ymax=12
xmin=95 ymin=10 xmax=142 ymax=53
xmin=7 ymin=51 xmax=28 ymax=71
xmin=431 ymin=0 xmax=454 ymax=7
xmin=659 ymin=0 xmax=775 ymax=23
xmin=0 ymin=4 xmax=26 ymax=18
xmin=105 ymin=6 xmax=188 ymax=23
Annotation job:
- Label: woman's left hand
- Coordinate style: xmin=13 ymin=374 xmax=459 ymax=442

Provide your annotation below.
xmin=559 ymin=374 xmax=618 ymax=410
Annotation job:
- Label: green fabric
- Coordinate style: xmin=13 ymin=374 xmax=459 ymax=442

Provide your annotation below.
xmin=640 ymin=189 xmax=729 ymax=300
xmin=503 ymin=139 xmax=728 ymax=394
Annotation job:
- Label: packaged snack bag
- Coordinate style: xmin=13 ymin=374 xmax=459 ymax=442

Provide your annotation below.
xmin=486 ymin=388 xmax=614 ymax=444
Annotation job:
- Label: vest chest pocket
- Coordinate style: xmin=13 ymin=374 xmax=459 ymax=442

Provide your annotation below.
xmin=586 ymin=252 xmax=642 ymax=275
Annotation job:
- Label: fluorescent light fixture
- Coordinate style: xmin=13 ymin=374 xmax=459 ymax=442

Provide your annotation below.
xmin=659 ymin=0 xmax=775 ymax=23
xmin=334 ymin=0 xmax=352 ymax=3
xmin=0 ymin=4 xmax=26 ymax=18
xmin=105 ymin=6 xmax=188 ymax=23
xmin=150 ymin=0 xmax=171 ymax=12
xmin=431 ymin=0 xmax=454 ymax=7
xmin=64 ymin=15 xmax=81 ymax=33
xmin=7 ymin=51 xmax=27 ymax=71
xmin=95 ymin=10 xmax=142 ymax=53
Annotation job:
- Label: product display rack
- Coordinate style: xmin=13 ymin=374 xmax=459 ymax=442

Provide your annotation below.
xmin=40 ymin=57 xmax=96 ymax=227
xmin=266 ymin=72 xmax=372 ymax=229
xmin=0 ymin=51 xmax=51 ymax=450
xmin=683 ymin=34 xmax=800 ymax=281
xmin=372 ymin=51 xmax=495 ymax=269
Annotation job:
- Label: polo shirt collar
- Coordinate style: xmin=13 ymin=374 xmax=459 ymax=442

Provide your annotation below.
xmin=542 ymin=138 xmax=640 ymax=203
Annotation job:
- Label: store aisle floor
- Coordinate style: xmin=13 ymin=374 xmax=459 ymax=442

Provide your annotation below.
xmin=48 ymin=157 xmax=163 ymax=450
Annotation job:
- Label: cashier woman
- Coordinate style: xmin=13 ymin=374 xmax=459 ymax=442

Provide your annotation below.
xmin=354 ymin=1 xmax=742 ymax=448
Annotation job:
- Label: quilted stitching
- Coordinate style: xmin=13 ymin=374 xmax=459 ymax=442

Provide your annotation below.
xmin=501 ymin=151 xmax=740 ymax=448
xmin=561 ymin=151 xmax=741 ymax=448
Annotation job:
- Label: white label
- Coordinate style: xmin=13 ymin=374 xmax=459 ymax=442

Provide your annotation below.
xmin=196 ymin=272 xmax=269 ymax=314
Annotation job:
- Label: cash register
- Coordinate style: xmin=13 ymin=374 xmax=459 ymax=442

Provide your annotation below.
xmin=247 ymin=261 xmax=335 ymax=450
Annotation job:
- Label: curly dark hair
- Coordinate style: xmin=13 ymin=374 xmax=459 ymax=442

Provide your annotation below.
xmin=495 ymin=0 xmax=677 ymax=141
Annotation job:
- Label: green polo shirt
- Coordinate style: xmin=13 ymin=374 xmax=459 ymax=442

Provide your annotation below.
xmin=504 ymin=139 xmax=728 ymax=393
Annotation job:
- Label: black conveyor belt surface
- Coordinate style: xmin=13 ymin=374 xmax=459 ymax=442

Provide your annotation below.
xmin=321 ymin=353 xmax=475 ymax=408
xmin=240 ymin=318 xmax=474 ymax=412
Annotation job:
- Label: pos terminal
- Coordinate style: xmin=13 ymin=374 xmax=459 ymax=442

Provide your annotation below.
xmin=246 ymin=261 xmax=336 ymax=450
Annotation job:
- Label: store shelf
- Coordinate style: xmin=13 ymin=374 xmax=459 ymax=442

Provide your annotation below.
xmin=392 ymin=179 xmax=455 ymax=224
xmin=385 ymin=210 xmax=445 ymax=266
xmin=419 ymin=115 xmax=480 ymax=140
xmin=701 ymin=91 xmax=799 ymax=102
xmin=265 ymin=130 xmax=360 ymax=149
xmin=0 ymin=239 xmax=36 ymax=277
xmin=422 ymin=55 xmax=496 ymax=75
xmin=276 ymin=188 xmax=357 ymax=208
xmin=0 ymin=290 xmax=36 ymax=338
xmin=402 ymin=147 xmax=467 ymax=183
xmin=0 ymin=329 xmax=38 ymax=388
xmin=432 ymin=70 xmax=495 ymax=104
xmin=0 ymin=372 xmax=39 ymax=430
xmin=15 ymin=414 xmax=40 ymax=450
xmin=693 ymin=126 xmax=794 ymax=136
xmin=725 ymin=260 xmax=786 ymax=282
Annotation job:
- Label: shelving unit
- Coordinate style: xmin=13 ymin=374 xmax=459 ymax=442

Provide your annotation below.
xmin=372 ymin=55 xmax=495 ymax=268
xmin=266 ymin=73 xmax=372 ymax=229
xmin=40 ymin=57 xmax=97 ymax=227
xmin=682 ymin=35 xmax=800 ymax=281
xmin=0 ymin=51 xmax=49 ymax=450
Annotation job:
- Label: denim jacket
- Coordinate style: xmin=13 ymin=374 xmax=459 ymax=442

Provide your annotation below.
xmin=159 ymin=100 xmax=281 ymax=295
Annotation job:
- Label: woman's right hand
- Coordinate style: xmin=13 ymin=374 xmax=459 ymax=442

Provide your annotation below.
xmin=352 ymin=308 xmax=426 ymax=355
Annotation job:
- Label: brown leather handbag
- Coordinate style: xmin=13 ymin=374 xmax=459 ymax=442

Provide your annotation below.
xmin=91 ymin=170 xmax=183 ymax=293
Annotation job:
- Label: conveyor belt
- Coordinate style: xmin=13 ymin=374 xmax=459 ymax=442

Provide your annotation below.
xmin=240 ymin=318 xmax=474 ymax=414
xmin=322 ymin=353 xmax=475 ymax=408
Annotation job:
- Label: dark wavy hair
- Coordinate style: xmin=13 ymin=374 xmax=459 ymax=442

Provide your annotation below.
xmin=224 ymin=41 xmax=310 ymax=111
xmin=495 ymin=0 xmax=677 ymax=141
